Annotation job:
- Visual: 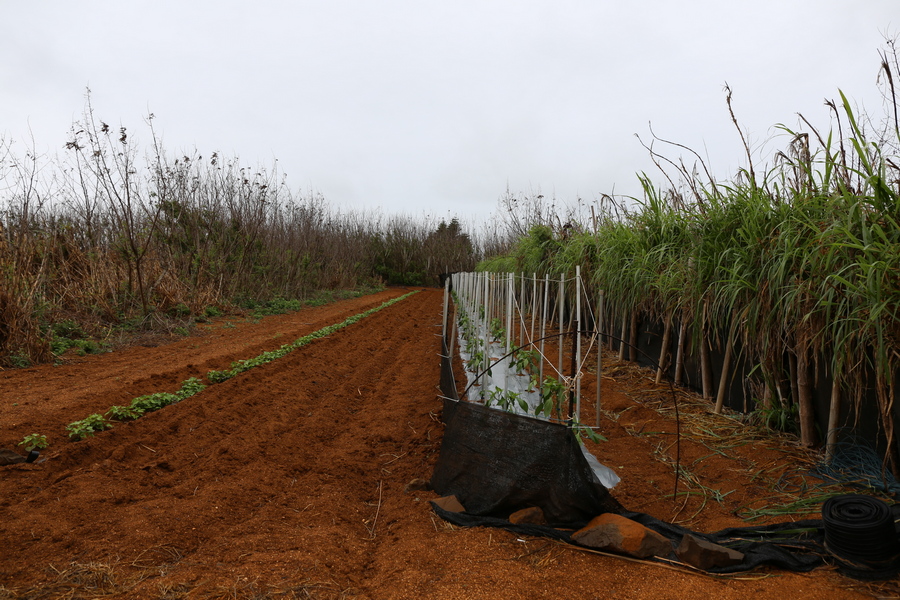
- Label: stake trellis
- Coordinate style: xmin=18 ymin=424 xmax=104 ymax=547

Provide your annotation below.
xmin=447 ymin=269 xmax=605 ymax=432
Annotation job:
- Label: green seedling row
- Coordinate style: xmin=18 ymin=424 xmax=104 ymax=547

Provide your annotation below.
xmin=66 ymin=291 xmax=417 ymax=441
xmin=207 ymin=291 xmax=417 ymax=382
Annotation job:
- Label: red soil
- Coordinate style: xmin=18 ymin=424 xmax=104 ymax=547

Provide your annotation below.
xmin=0 ymin=289 xmax=885 ymax=599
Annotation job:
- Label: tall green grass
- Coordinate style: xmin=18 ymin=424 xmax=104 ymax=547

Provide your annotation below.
xmin=479 ymin=46 xmax=900 ymax=471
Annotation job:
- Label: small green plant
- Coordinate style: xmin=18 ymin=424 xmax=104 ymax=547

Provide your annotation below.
xmin=537 ymin=376 xmax=567 ymax=417
xmin=9 ymin=354 xmax=31 ymax=368
xmin=106 ymin=404 xmax=143 ymax=421
xmin=486 ymin=388 xmax=527 ymax=412
xmin=48 ymin=318 xmax=104 ymax=357
xmin=18 ymin=433 xmax=48 ymax=451
xmin=107 ymin=377 xmax=207 ymax=421
xmin=751 ymin=400 xmax=800 ymax=434
xmin=247 ymin=297 xmax=302 ymax=317
xmin=74 ymin=339 xmax=102 ymax=355
xmin=573 ymin=419 xmax=608 ymax=445
xmin=468 ymin=350 xmax=491 ymax=377
xmin=489 ymin=317 xmax=505 ymax=342
xmin=66 ymin=414 xmax=112 ymax=440
xmin=511 ymin=348 xmax=539 ymax=384
xmin=169 ymin=303 xmax=191 ymax=318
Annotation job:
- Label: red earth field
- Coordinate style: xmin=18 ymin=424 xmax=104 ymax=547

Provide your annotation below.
xmin=0 ymin=288 xmax=894 ymax=599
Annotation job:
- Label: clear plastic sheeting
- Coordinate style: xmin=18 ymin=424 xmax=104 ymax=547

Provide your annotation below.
xmin=456 ymin=327 xmax=620 ymax=489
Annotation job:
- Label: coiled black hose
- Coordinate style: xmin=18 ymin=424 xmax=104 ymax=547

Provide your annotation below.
xmin=822 ymin=494 xmax=900 ymax=580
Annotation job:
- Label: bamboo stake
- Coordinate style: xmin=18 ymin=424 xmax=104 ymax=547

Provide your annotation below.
xmin=441 ymin=275 xmax=450 ymax=343
xmin=575 ymin=266 xmax=582 ymax=418
xmin=519 ymin=272 xmax=525 ymax=348
xmin=482 ymin=272 xmax=491 ymax=399
xmin=505 ymin=272 xmax=514 ymax=391
xmin=618 ymin=311 xmax=627 ymax=361
xmin=540 ymin=274 xmax=549 ymax=391
xmin=596 ymin=290 xmax=604 ymax=428
xmin=558 ymin=274 xmax=565 ymax=376
xmin=530 ymin=273 xmax=537 ymax=345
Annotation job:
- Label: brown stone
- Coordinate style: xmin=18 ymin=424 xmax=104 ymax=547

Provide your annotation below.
xmin=0 ymin=449 xmax=26 ymax=466
xmin=404 ymin=478 xmax=431 ymax=493
xmin=572 ymin=513 xmax=672 ymax=559
xmin=432 ymin=495 xmax=465 ymax=513
xmin=675 ymin=534 xmax=744 ymax=570
xmin=509 ymin=506 xmax=547 ymax=525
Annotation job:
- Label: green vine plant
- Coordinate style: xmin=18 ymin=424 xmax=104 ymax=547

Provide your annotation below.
xmin=489 ymin=317 xmax=506 ymax=342
xmin=18 ymin=433 xmax=49 ymax=452
xmin=511 ymin=348 xmax=540 ymax=390
xmin=572 ymin=413 xmax=608 ymax=444
xmin=208 ymin=292 xmax=416 ymax=383
xmin=66 ymin=414 xmax=112 ymax=440
xmin=536 ymin=375 xmax=567 ymax=418
xmin=106 ymin=377 xmax=207 ymax=422
xmin=64 ymin=292 xmax=419 ymax=442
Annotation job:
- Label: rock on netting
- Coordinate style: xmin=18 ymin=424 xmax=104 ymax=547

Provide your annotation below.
xmin=822 ymin=494 xmax=900 ymax=580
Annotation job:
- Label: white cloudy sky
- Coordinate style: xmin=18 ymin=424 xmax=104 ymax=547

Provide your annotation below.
xmin=1 ymin=1 xmax=896 ymax=222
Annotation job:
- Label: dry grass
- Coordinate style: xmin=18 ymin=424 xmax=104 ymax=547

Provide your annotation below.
xmin=602 ymin=355 xmax=892 ymax=523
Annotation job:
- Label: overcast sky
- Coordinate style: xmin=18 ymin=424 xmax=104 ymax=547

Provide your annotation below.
xmin=1 ymin=1 xmax=896 ymax=223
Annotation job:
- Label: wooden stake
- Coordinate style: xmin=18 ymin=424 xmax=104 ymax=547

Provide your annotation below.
xmin=575 ymin=266 xmax=582 ymax=418
xmin=596 ymin=291 xmax=604 ymax=428
xmin=442 ymin=275 xmax=450 ymax=343
xmin=559 ymin=274 xmax=565 ymax=375
xmin=540 ymin=274 xmax=549 ymax=390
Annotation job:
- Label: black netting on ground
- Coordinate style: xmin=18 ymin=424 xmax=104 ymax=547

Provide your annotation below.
xmin=430 ymin=504 xmax=828 ymax=573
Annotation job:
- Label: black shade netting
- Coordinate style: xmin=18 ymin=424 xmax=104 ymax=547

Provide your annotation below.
xmin=821 ymin=494 xmax=900 ymax=579
xmin=429 ymin=396 xmax=835 ymax=574
xmin=430 ymin=397 xmax=622 ymax=528
xmin=430 ymin=504 xmax=829 ymax=573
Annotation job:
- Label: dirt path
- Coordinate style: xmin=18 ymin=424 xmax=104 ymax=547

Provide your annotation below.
xmin=0 ymin=289 xmax=882 ymax=599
